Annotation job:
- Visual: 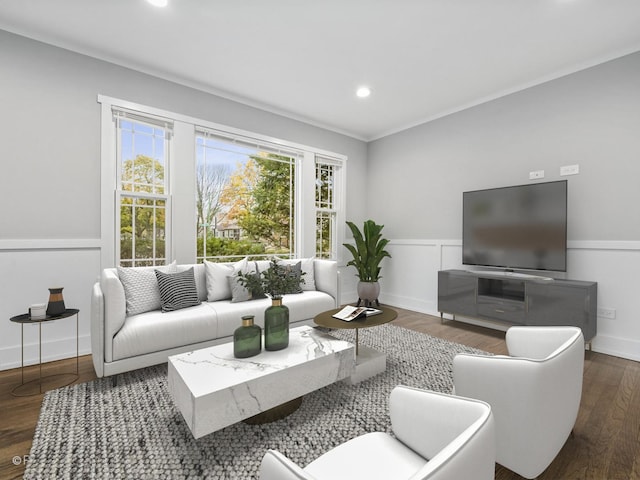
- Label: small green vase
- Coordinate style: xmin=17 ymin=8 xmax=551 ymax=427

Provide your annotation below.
xmin=264 ymin=297 xmax=289 ymax=351
xmin=233 ymin=315 xmax=262 ymax=358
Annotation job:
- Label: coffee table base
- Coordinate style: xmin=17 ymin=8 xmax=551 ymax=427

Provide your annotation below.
xmin=344 ymin=345 xmax=386 ymax=385
xmin=243 ymin=397 xmax=303 ymax=425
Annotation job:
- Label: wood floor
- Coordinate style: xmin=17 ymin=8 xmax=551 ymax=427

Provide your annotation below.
xmin=1 ymin=308 xmax=638 ymax=480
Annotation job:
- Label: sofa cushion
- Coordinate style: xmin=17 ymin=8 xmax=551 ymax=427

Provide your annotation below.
xmin=112 ymin=303 xmax=219 ymax=361
xmin=155 ymin=268 xmax=201 ymax=312
xmin=117 ymin=262 xmax=177 ymax=316
xmin=204 ymin=258 xmax=247 ymax=302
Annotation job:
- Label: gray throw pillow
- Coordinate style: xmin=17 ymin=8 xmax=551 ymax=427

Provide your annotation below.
xmin=155 ymin=268 xmax=201 ymax=312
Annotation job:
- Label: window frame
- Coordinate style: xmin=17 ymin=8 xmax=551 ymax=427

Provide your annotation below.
xmin=115 ymin=114 xmax=172 ymax=266
xmin=99 ymin=95 xmax=346 ymax=269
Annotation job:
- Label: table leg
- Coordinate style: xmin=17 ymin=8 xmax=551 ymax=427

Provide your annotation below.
xmin=20 ymin=324 xmax=24 ymax=385
xmin=75 ymin=312 xmax=79 ymax=375
xmin=355 ymin=328 xmax=359 ymax=356
xmin=38 ymin=323 xmax=42 ymax=394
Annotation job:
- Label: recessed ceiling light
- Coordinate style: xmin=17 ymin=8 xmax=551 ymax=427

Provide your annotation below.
xmin=356 ymin=86 xmax=371 ymax=98
xmin=147 ymin=0 xmax=168 ymax=7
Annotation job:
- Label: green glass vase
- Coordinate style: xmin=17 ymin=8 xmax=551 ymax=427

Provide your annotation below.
xmin=264 ymin=297 xmax=289 ymax=351
xmin=233 ymin=315 xmax=262 ymax=358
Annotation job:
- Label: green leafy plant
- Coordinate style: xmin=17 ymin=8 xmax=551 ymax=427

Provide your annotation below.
xmin=237 ymin=258 xmax=305 ymax=299
xmin=343 ymin=220 xmax=391 ymax=282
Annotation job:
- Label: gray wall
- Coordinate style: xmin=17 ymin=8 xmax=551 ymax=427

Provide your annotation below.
xmin=368 ymin=52 xmax=640 ymax=241
xmin=367 ymin=51 xmax=640 ymax=360
xmin=0 ymin=30 xmax=367 ymax=370
xmin=0 ymin=29 xmax=368 ymax=240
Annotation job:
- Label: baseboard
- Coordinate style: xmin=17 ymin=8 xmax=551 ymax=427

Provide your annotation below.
xmin=591 ymin=335 xmax=640 ymax=362
xmin=0 ymin=334 xmax=91 ymax=371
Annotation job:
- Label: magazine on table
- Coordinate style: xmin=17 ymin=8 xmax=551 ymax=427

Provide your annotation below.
xmin=332 ymin=305 xmax=383 ymax=322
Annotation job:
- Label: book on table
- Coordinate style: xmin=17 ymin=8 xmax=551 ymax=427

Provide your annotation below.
xmin=332 ymin=305 xmax=383 ymax=322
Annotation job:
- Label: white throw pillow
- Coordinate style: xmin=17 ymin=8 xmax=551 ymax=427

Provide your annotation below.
xmin=117 ymin=261 xmax=177 ymax=316
xmin=204 ymin=258 xmax=247 ymax=302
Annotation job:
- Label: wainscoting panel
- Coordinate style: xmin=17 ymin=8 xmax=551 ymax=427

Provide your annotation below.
xmin=376 ymin=239 xmax=640 ymax=362
xmin=0 ymin=241 xmax=101 ymax=371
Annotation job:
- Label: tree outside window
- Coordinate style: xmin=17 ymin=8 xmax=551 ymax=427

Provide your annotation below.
xmin=196 ymin=136 xmax=295 ymax=262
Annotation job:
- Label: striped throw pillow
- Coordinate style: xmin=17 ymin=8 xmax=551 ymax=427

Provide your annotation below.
xmin=155 ymin=268 xmax=201 ymax=312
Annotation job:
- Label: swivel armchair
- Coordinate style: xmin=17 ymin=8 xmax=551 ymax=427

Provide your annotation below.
xmin=453 ymin=326 xmax=584 ymax=479
xmin=260 ymin=386 xmax=495 ymax=480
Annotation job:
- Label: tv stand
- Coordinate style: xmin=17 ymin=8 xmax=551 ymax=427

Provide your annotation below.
xmin=437 ymin=269 xmax=597 ymax=343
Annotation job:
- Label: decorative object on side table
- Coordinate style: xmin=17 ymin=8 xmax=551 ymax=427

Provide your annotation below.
xmin=343 ymin=219 xmax=391 ymax=307
xmin=46 ymin=287 xmax=66 ymax=316
xmin=237 ymin=258 xmax=305 ymax=351
xmin=233 ymin=315 xmax=262 ymax=358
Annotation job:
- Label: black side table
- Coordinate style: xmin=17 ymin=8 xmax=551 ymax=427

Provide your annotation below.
xmin=10 ymin=308 xmax=80 ymax=396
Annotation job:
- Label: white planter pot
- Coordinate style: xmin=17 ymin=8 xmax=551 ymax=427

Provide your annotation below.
xmin=357 ymin=281 xmax=380 ymax=307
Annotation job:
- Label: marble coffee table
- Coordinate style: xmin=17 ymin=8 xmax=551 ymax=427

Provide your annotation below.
xmin=168 ymin=325 xmax=355 ymax=438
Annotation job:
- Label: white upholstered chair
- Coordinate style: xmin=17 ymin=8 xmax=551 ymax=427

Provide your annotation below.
xmin=259 ymin=386 xmax=495 ymax=480
xmin=453 ymin=326 xmax=584 ymax=479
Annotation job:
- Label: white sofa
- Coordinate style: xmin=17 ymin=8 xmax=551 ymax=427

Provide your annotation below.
xmin=91 ymin=259 xmax=339 ymax=379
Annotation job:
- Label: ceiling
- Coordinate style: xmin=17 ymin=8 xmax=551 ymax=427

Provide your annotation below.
xmin=2 ymin=0 xmax=640 ymax=141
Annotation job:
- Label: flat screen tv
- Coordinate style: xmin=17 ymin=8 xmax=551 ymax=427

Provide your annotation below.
xmin=463 ymin=180 xmax=567 ymax=272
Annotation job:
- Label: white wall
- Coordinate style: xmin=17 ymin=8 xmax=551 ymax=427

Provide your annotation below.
xmin=366 ymin=51 xmax=640 ymax=361
xmin=0 ymin=30 xmax=368 ymax=370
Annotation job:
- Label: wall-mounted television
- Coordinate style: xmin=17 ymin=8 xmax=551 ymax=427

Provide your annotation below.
xmin=463 ymin=180 xmax=567 ymax=272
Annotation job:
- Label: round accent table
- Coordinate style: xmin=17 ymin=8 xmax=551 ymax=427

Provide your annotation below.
xmin=10 ymin=308 xmax=80 ymax=396
xmin=314 ymin=306 xmax=397 ymax=384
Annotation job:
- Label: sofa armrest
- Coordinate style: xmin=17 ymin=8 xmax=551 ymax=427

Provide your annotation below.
xmin=90 ymin=282 xmax=105 ymax=378
xmin=313 ymin=259 xmax=339 ymax=307
xmin=100 ymin=268 xmax=127 ymax=362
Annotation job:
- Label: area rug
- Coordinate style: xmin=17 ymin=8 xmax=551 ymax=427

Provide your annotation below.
xmin=25 ymin=324 xmax=488 ymax=479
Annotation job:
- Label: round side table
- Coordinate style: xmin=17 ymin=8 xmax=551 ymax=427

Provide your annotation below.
xmin=314 ymin=306 xmax=397 ymax=355
xmin=10 ymin=308 xmax=80 ymax=396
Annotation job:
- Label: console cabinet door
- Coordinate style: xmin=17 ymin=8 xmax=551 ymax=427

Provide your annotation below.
xmin=438 ymin=271 xmax=476 ymax=316
xmin=526 ymin=282 xmax=597 ymax=341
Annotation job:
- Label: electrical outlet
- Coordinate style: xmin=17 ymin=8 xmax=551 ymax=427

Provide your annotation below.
xmin=560 ymin=164 xmax=579 ymax=176
xmin=529 ymin=170 xmax=544 ymax=180
xmin=597 ymin=307 xmax=616 ymax=319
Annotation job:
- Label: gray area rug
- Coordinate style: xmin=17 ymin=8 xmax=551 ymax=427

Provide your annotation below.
xmin=25 ymin=324 xmax=488 ymax=479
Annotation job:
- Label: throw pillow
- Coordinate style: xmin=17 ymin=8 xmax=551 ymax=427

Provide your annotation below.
xmin=282 ymin=261 xmax=303 ymax=294
xmin=117 ymin=261 xmax=177 ymax=316
xmin=228 ymin=275 xmax=252 ymax=303
xmin=280 ymin=257 xmax=315 ymax=291
xmin=155 ymin=268 xmax=201 ymax=312
xmin=204 ymin=257 xmax=247 ymax=302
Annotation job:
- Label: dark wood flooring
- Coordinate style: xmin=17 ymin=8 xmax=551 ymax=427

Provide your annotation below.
xmin=1 ymin=308 xmax=638 ymax=479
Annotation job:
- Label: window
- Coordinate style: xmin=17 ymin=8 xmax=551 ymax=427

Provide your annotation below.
xmin=315 ymin=156 xmax=339 ymax=259
xmin=195 ymin=130 xmax=299 ymax=262
xmin=99 ymin=96 xmax=345 ymax=269
xmin=115 ymin=112 xmax=172 ymax=266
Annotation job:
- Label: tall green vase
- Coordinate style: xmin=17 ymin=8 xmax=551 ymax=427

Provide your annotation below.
xmin=264 ymin=297 xmax=289 ymax=351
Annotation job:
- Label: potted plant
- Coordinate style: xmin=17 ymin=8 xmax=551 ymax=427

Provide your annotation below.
xmin=236 ymin=258 xmax=305 ymax=351
xmin=343 ymin=220 xmax=391 ymax=307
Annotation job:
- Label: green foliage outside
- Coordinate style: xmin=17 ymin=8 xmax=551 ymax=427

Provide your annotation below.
xmin=197 ymin=236 xmax=266 ymax=262
xmin=120 ymin=155 xmax=166 ymax=265
xmin=237 ymin=155 xmax=294 ymax=251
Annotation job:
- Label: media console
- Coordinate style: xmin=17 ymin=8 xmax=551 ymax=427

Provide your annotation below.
xmin=437 ymin=269 xmax=597 ymax=343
